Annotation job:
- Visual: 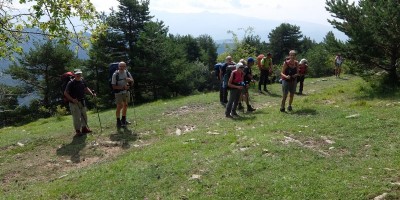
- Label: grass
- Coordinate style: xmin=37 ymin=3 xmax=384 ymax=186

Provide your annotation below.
xmin=1 ymin=75 xmax=400 ymax=199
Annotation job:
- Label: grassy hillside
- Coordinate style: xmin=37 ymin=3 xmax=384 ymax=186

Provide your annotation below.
xmin=1 ymin=75 xmax=400 ymax=199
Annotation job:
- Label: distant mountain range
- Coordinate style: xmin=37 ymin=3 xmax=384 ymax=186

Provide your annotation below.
xmin=152 ymin=10 xmax=347 ymax=43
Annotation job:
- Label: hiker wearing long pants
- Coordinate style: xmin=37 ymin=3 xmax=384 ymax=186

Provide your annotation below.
xmin=64 ymin=69 xmax=96 ymax=137
xmin=225 ymin=62 xmax=245 ymax=118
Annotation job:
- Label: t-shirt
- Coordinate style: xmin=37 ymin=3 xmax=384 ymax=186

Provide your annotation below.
xmin=243 ymin=67 xmax=252 ymax=83
xmin=111 ymin=70 xmax=132 ymax=94
xmin=282 ymin=60 xmax=298 ymax=81
xmin=65 ymin=79 xmax=87 ymax=100
xmin=261 ymin=57 xmax=272 ymax=70
xmin=231 ymin=70 xmax=244 ymax=84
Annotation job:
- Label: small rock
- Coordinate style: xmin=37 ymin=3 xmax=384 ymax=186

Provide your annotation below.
xmin=17 ymin=142 xmax=24 ymax=147
xmin=345 ymin=114 xmax=360 ymax=119
xmin=374 ymin=193 xmax=388 ymax=200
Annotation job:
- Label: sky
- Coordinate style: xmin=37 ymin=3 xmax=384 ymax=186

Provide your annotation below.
xmin=91 ymin=0 xmax=356 ymax=26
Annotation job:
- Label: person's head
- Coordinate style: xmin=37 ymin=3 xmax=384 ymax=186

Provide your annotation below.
xmin=73 ymin=69 xmax=83 ymax=80
xmin=300 ymin=58 xmax=308 ymax=65
xmin=226 ymin=56 xmax=233 ymax=63
xmin=289 ymin=50 xmax=296 ymax=60
xmin=247 ymin=57 xmax=255 ymax=67
xmin=239 ymin=58 xmax=247 ymax=66
xmin=267 ymin=52 xmax=272 ymax=58
xmin=236 ymin=62 xmax=245 ymax=71
xmin=118 ymin=61 xmax=127 ymax=71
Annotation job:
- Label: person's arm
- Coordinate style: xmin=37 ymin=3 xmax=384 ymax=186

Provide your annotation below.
xmin=85 ymin=87 xmax=95 ymax=96
xmin=64 ymin=82 xmax=78 ymax=103
xmin=281 ymin=62 xmax=290 ymax=79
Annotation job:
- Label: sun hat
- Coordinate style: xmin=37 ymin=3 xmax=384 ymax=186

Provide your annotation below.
xmin=300 ymin=59 xmax=308 ymax=64
xmin=73 ymin=69 xmax=83 ymax=74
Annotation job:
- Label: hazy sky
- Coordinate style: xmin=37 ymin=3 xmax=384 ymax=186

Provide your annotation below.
xmin=92 ymin=0 xmax=356 ymax=26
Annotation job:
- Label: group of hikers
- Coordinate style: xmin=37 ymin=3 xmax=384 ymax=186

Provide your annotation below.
xmin=219 ymin=50 xmax=310 ymax=118
xmin=64 ymin=61 xmax=134 ymax=137
xmin=63 ymin=52 xmax=343 ymax=137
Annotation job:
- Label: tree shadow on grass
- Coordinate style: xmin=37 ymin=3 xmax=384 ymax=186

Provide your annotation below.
xmin=109 ymin=127 xmax=138 ymax=149
xmin=56 ymin=135 xmax=87 ymax=163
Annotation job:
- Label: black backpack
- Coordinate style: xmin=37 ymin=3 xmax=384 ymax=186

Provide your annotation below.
xmin=61 ymin=71 xmax=74 ymax=103
xmin=214 ymin=63 xmax=224 ymax=79
xmin=223 ymin=63 xmax=236 ymax=86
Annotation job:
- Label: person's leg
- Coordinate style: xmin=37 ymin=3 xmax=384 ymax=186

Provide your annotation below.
xmin=115 ymin=93 xmax=123 ymax=127
xmin=298 ymin=76 xmax=304 ymax=94
xmin=338 ymin=66 xmax=341 ymax=77
xmin=219 ymin=82 xmax=224 ymax=103
xmin=231 ymin=89 xmax=241 ymax=115
xmin=225 ymin=89 xmax=235 ymax=117
xmin=258 ymin=73 xmax=263 ymax=92
xmin=69 ymin=103 xmax=82 ymax=135
xmin=281 ymin=80 xmax=289 ymax=111
xmin=288 ymin=81 xmax=296 ymax=111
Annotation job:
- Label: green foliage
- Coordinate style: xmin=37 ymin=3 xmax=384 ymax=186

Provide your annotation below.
xmin=5 ymin=39 xmax=82 ymax=112
xmin=268 ymin=23 xmax=303 ymax=63
xmin=305 ymin=44 xmax=333 ymax=77
xmin=326 ymin=0 xmax=400 ymax=84
xmin=0 ymin=0 xmax=99 ymax=59
xmin=54 ymin=105 xmax=68 ymax=120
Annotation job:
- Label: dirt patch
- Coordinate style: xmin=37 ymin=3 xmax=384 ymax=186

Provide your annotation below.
xmin=1 ymin=131 xmax=155 ymax=190
xmin=168 ymin=125 xmax=197 ymax=136
xmin=276 ymin=133 xmax=345 ymax=157
xmin=163 ymin=105 xmax=206 ymax=116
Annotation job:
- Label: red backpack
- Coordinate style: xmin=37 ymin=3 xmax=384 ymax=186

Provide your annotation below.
xmin=61 ymin=71 xmax=74 ymax=103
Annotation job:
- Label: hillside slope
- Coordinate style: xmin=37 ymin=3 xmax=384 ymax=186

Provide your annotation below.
xmin=1 ymin=75 xmax=399 ymax=199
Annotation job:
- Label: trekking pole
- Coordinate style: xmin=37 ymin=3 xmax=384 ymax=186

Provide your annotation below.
xmin=130 ymin=89 xmax=137 ymax=127
xmin=92 ymin=92 xmax=103 ymax=132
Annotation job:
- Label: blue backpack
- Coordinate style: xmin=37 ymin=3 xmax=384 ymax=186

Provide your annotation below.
xmin=214 ymin=63 xmax=224 ymax=79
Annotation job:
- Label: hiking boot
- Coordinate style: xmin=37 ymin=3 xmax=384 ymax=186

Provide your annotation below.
xmin=280 ymin=107 xmax=285 ymax=112
xmin=74 ymin=130 xmax=84 ymax=137
xmin=247 ymin=105 xmax=256 ymax=112
xmin=121 ymin=120 xmax=131 ymax=126
xmin=117 ymin=120 xmax=122 ymax=128
xmin=225 ymin=114 xmax=233 ymax=118
xmin=82 ymin=127 xmax=92 ymax=134
xmin=263 ymin=88 xmax=268 ymax=92
xmin=238 ymin=103 xmax=244 ymax=110
xmin=231 ymin=112 xmax=239 ymax=117
xmin=288 ymin=105 xmax=293 ymax=111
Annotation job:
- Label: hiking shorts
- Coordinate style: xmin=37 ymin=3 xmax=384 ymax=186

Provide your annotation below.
xmin=115 ymin=91 xmax=130 ymax=104
xmin=282 ymin=79 xmax=297 ymax=95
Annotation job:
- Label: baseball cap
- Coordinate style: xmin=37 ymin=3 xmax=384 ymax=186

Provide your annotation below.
xmin=247 ymin=57 xmax=255 ymax=63
xmin=73 ymin=69 xmax=83 ymax=74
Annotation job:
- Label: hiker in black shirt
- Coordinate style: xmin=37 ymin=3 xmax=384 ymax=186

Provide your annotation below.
xmin=64 ymin=69 xmax=96 ymax=137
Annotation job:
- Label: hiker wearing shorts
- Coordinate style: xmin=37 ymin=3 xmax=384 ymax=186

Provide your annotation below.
xmin=280 ymin=50 xmax=299 ymax=112
xmin=220 ymin=56 xmax=235 ymax=105
xmin=238 ymin=58 xmax=256 ymax=112
xmin=334 ymin=53 xmax=343 ymax=78
xmin=64 ymin=69 xmax=96 ymax=137
xmin=111 ymin=61 xmax=134 ymax=128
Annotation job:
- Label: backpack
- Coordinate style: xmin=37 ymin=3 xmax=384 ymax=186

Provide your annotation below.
xmin=257 ymin=54 xmax=265 ymax=70
xmin=214 ymin=63 xmax=224 ymax=79
xmin=61 ymin=71 xmax=74 ymax=103
xmin=108 ymin=62 xmax=132 ymax=93
xmin=222 ymin=63 xmax=236 ymax=89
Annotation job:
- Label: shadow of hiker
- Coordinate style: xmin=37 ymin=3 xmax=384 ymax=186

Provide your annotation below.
xmin=291 ymin=108 xmax=318 ymax=116
xmin=56 ymin=135 xmax=87 ymax=163
xmin=110 ymin=127 xmax=138 ymax=149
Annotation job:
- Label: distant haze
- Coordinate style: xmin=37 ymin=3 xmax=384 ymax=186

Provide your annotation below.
xmin=152 ymin=10 xmax=347 ymax=42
